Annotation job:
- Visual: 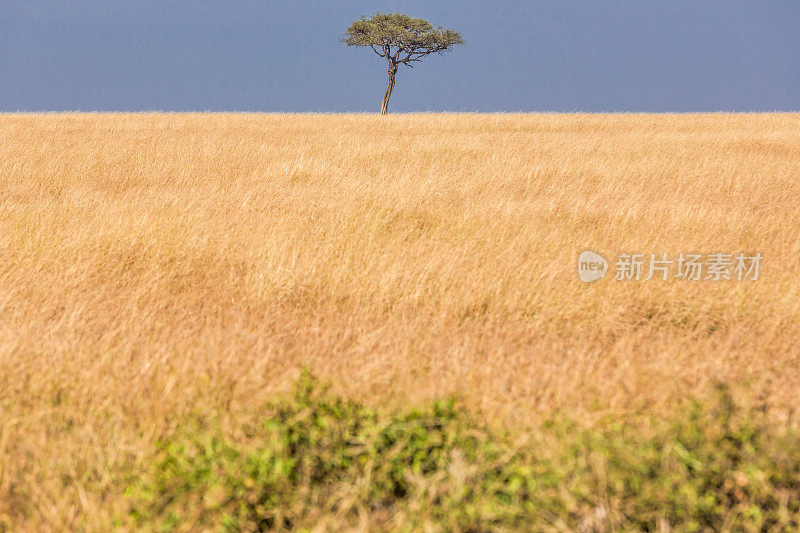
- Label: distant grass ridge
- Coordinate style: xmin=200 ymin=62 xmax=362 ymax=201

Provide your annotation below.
xmin=127 ymin=375 xmax=800 ymax=531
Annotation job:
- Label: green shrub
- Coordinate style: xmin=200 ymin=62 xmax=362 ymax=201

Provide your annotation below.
xmin=126 ymin=377 xmax=800 ymax=531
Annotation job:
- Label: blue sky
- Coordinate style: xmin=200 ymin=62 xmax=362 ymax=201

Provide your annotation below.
xmin=1 ymin=1 xmax=798 ymax=112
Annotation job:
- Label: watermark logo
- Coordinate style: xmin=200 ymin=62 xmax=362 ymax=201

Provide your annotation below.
xmin=578 ymin=250 xmax=762 ymax=283
xmin=578 ymin=250 xmax=608 ymax=283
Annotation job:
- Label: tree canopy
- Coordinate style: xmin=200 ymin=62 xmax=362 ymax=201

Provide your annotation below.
xmin=341 ymin=13 xmax=464 ymax=67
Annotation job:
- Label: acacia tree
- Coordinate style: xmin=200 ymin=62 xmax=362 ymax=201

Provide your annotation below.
xmin=341 ymin=13 xmax=464 ymax=114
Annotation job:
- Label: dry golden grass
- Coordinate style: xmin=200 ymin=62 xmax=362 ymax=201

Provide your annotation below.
xmin=1 ymin=113 xmax=799 ymax=528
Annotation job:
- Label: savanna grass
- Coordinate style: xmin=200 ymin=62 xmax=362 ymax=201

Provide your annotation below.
xmin=1 ymin=113 xmax=799 ymax=528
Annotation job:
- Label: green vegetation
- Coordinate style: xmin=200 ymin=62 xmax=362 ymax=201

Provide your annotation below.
xmin=126 ymin=375 xmax=800 ymax=531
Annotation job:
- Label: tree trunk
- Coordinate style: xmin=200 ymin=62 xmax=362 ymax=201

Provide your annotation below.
xmin=381 ymin=62 xmax=398 ymax=115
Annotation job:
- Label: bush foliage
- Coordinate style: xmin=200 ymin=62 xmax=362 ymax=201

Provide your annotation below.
xmin=126 ymin=376 xmax=800 ymax=531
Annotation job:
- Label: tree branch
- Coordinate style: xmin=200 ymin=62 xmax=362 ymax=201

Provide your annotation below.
xmin=398 ymin=48 xmax=438 ymax=65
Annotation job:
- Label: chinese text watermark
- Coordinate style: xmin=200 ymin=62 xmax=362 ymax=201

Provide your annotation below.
xmin=578 ymin=250 xmax=761 ymax=283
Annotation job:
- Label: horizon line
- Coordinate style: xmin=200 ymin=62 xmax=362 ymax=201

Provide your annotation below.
xmin=2 ymin=110 xmax=798 ymax=116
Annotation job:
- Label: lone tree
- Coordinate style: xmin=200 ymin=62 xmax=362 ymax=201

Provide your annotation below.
xmin=341 ymin=13 xmax=464 ymax=114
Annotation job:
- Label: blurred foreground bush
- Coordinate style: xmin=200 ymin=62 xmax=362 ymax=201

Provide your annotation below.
xmin=126 ymin=376 xmax=800 ymax=531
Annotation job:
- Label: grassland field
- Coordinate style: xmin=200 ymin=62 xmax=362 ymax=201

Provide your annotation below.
xmin=1 ymin=113 xmax=799 ymax=530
